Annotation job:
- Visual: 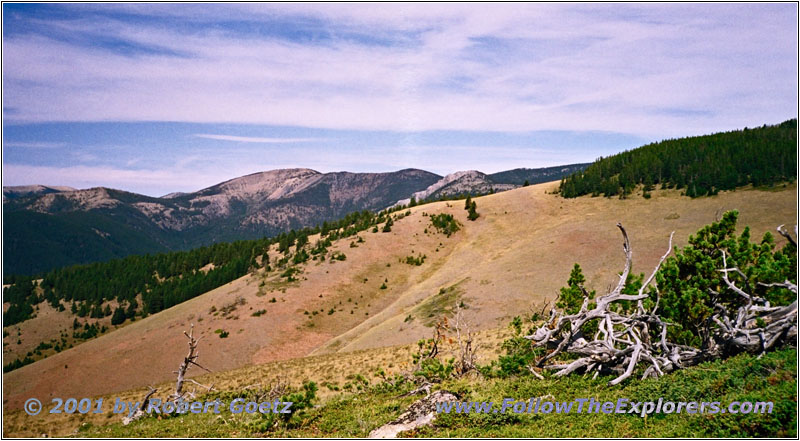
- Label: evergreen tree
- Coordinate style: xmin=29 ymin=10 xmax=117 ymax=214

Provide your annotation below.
xmin=555 ymin=264 xmax=595 ymax=314
xmin=656 ymin=210 xmax=796 ymax=347
xmin=126 ymin=300 xmax=137 ymax=319
xmin=382 ymin=217 xmax=394 ymax=233
xmin=111 ymin=307 xmax=126 ymax=326
xmin=467 ymin=201 xmax=479 ymax=221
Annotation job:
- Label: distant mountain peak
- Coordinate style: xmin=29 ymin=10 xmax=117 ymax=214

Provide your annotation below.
xmin=3 ymin=164 xmax=587 ymax=275
xmin=2 ymin=184 xmax=77 ymax=200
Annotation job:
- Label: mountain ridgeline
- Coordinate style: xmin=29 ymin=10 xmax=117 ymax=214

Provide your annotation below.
xmin=3 ymin=165 xmax=586 ymax=276
xmin=4 ymin=168 xmax=439 ymax=276
xmin=559 ymin=119 xmax=797 ymax=198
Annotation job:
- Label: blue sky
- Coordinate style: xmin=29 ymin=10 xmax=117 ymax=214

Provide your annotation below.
xmin=2 ymin=3 xmax=797 ymax=196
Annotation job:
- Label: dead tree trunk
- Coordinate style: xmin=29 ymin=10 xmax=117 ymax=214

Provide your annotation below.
xmin=525 ymin=223 xmax=797 ymax=386
xmin=123 ymin=324 xmax=214 ymax=424
xmin=453 ymin=302 xmax=480 ymax=377
xmin=170 ymin=324 xmax=213 ymax=401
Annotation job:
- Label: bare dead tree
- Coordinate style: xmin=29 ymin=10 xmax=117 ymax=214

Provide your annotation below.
xmin=242 ymin=376 xmax=289 ymax=402
xmin=169 ymin=324 xmax=214 ymax=401
xmin=123 ymin=324 xmax=214 ymax=424
xmin=525 ymin=223 xmax=798 ymax=386
xmin=397 ymin=318 xmax=450 ymax=397
xmin=452 ymin=303 xmax=480 ymax=377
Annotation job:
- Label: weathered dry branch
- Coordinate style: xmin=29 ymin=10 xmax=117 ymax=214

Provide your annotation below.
xmin=124 ymin=324 xmax=215 ymax=424
xmin=525 ymin=223 xmax=798 ymax=386
xmin=777 ymin=224 xmax=797 ymax=247
xmin=453 ymin=303 xmax=480 ymax=377
xmin=170 ymin=324 xmax=214 ymax=401
xmin=122 ymin=387 xmax=158 ymax=425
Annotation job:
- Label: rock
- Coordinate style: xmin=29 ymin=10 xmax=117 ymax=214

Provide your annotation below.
xmin=368 ymin=390 xmax=457 ymax=438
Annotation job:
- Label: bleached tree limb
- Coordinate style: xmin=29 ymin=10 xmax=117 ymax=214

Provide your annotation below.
xmin=777 ymin=224 xmax=797 ymax=247
xmin=524 ymin=223 xmax=797 ymax=386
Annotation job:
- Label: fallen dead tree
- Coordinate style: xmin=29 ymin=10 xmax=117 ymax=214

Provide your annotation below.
xmin=368 ymin=390 xmax=458 ymax=439
xmin=526 ymin=223 xmax=797 ymax=386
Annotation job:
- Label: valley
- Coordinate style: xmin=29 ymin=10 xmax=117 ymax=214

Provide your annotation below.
xmin=3 ymin=165 xmax=586 ymax=275
xmin=3 ymin=179 xmax=796 ymax=437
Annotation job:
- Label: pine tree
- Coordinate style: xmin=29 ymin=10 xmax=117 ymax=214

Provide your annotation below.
xmin=382 ymin=217 xmax=394 ymax=233
xmin=467 ymin=201 xmax=479 ymax=221
xmin=656 ymin=210 xmax=796 ymax=347
xmin=126 ymin=300 xmax=137 ymax=319
xmin=111 ymin=307 xmax=126 ymax=326
xmin=555 ymin=264 xmax=595 ymax=314
xmin=558 ymin=120 xmax=796 ymax=199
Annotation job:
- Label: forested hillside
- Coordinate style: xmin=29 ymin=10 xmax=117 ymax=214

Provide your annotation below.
xmin=3 ymin=169 xmax=441 ymax=275
xmin=2 ymin=205 xmax=411 ymax=328
xmin=559 ymin=119 xmax=797 ymax=198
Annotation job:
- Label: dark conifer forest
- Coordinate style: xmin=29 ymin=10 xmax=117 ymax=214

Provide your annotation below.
xmin=2 ymin=205 xmax=420 ymax=326
xmin=559 ymin=119 xmax=796 ymax=199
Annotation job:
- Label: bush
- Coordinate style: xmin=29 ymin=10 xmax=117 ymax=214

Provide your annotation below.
xmin=415 ymin=357 xmax=455 ymax=381
xmin=430 ymin=214 xmax=461 ymax=237
xmin=382 ymin=217 xmax=393 ymax=233
xmin=656 ymin=210 xmax=796 ymax=347
xmin=481 ymin=315 xmax=545 ymax=378
xmin=404 ymin=254 xmax=426 ymax=266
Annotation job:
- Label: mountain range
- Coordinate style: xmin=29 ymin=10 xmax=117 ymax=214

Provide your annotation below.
xmin=3 ymin=163 xmax=588 ymax=275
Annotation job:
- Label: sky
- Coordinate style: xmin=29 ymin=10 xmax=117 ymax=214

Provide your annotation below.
xmin=2 ymin=3 xmax=797 ymax=196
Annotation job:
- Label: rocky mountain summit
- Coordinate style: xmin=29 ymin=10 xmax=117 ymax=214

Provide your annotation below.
xmin=4 ymin=164 xmax=587 ymax=274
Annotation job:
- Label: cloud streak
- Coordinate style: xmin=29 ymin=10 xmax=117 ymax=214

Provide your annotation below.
xmin=193 ymin=134 xmax=325 ymax=143
xmin=2 ymin=3 xmax=796 ymax=138
xmin=2 ymin=4 xmax=796 ymax=196
xmin=3 ymin=141 xmax=67 ymax=149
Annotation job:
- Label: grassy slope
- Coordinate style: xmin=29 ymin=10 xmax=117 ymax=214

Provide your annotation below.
xmin=313 ymin=181 xmax=797 ymax=355
xmin=3 ymin=181 xmax=796 ymax=436
xmin=72 ymin=348 xmax=799 ymax=438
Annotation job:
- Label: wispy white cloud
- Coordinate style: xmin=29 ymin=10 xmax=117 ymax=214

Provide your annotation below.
xmin=2 ymin=4 xmax=796 ymax=138
xmin=3 ymin=141 xmax=67 ymax=149
xmin=1 ymin=163 xmax=276 ymax=197
xmin=193 ymin=134 xmax=325 ymax=143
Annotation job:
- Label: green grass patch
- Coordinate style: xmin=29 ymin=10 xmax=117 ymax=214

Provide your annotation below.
xmin=413 ymin=280 xmax=467 ymax=326
xmin=81 ymin=348 xmax=796 ymax=438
